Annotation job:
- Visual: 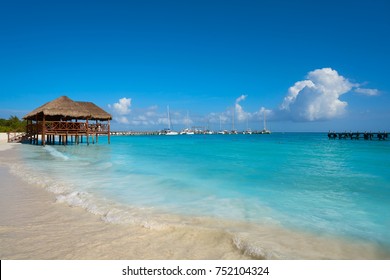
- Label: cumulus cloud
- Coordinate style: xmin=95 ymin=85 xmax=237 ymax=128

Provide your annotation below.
xmin=109 ymin=97 xmax=132 ymax=115
xmin=108 ymin=97 xmax=132 ymax=124
xmin=279 ymin=68 xmax=353 ymax=121
xmin=235 ymin=94 xmax=250 ymax=121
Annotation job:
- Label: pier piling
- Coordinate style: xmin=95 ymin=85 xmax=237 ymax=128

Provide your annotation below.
xmin=328 ymin=131 xmax=388 ymax=140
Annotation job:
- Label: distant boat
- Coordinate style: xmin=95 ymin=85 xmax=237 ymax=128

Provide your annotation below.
xmin=165 ymin=106 xmax=178 ymax=135
xmin=261 ymin=110 xmax=271 ymax=134
xmin=180 ymin=111 xmax=194 ymax=135
xmin=166 ymin=130 xmax=179 ymax=136
xmin=244 ymin=119 xmax=252 ymax=134
xmin=217 ymin=115 xmax=226 ymax=134
xmin=180 ymin=128 xmax=194 ymax=135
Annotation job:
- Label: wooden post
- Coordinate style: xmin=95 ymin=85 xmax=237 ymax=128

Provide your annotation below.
xmin=35 ymin=115 xmax=38 ymax=145
xmin=28 ymin=120 xmax=32 ymax=144
xmin=86 ymin=119 xmax=89 ymax=145
xmin=108 ymin=120 xmax=111 ymax=144
xmin=42 ymin=114 xmax=46 ymax=146
xmin=96 ymin=120 xmax=98 ymax=144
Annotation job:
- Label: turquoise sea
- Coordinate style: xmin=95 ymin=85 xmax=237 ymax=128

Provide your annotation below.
xmin=16 ymin=133 xmax=390 ymax=258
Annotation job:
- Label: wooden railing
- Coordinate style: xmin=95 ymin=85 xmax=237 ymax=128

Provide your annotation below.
xmin=27 ymin=121 xmax=109 ymax=134
xmin=7 ymin=132 xmax=26 ymax=143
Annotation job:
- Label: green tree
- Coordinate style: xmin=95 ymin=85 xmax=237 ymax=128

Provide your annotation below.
xmin=0 ymin=116 xmax=27 ymax=132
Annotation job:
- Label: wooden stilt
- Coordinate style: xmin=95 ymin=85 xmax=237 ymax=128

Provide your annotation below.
xmin=42 ymin=114 xmax=46 ymax=146
xmin=95 ymin=120 xmax=98 ymax=144
xmin=35 ymin=116 xmax=38 ymax=145
xmin=108 ymin=120 xmax=111 ymax=144
xmin=86 ymin=119 xmax=90 ymax=146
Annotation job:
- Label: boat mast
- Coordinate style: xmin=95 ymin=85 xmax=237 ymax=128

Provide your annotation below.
xmin=186 ymin=110 xmax=190 ymax=129
xmin=167 ymin=106 xmax=171 ymax=130
xmin=263 ymin=110 xmax=266 ymax=130
xmin=232 ymin=107 xmax=235 ymax=131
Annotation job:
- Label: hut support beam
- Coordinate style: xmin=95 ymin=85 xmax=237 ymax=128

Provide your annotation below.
xmin=42 ymin=115 xmax=46 ymax=146
xmin=108 ymin=120 xmax=111 ymax=144
xmin=86 ymin=119 xmax=89 ymax=146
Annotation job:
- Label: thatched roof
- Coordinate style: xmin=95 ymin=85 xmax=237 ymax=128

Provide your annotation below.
xmin=76 ymin=101 xmax=112 ymax=121
xmin=23 ymin=96 xmax=112 ymax=121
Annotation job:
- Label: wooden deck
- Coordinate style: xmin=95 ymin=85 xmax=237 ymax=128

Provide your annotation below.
xmin=26 ymin=120 xmax=110 ymax=145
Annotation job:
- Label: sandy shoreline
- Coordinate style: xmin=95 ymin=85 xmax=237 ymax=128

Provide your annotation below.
xmin=1 ymin=142 xmax=389 ymax=260
xmin=0 ymin=144 xmax=247 ymax=260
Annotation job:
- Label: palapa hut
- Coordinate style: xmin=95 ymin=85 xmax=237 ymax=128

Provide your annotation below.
xmin=23 ymin=96 xmax=112 ymax=145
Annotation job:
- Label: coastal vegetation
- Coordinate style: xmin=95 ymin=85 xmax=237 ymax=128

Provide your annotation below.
xmin=0 ymin=116 xmax=26 ymax=132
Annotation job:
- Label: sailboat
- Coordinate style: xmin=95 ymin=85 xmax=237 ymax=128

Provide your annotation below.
xmin=217 ymin=114 xmax=228 ymax=134
xmin=244 ymin=118 xmax=252 ymax=134
xmin=230 ymin=106 xmax=237 ymax=134
xmin=165 ymin=106 xmax=179 ymax=135
xmin=180 ymin=111 xmax=194 ymax=135
xmin=261 ymin=110 xmax=271 ymax=134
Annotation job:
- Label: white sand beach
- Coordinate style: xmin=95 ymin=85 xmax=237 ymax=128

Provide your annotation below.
xmin=1 ymin=143 xmax=388 ymax=260
xmin=0 ymin=132 xmax=9 ymax=145
xmin=0 ymin=144 xmax=247 ymax=260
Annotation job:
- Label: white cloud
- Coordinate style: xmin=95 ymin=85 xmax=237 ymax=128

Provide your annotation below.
xmin=235 ymin=94 xmax=247 ymax=103
xmin=109 ymin=97 xmax=132 ymax=115
xmin=108 ymin=97 xmax=132 ymax=124
xmin=207 ymin=112 xmax=229 ymax=124
xmin=235 ymin=94 xmax=250 ymax=121
xmin=106 ymin=69 xmax=380 ymax=130
xmin=278 ymin=68 xmax=352 ymax=121
xmin=116 ymin=116 xmax=130 ymax=124
xmin=255 ymin=107 xmax=273 ymax=118
xmin=280 ymin=80 xmax=315 ymax=111
xmin=355 ymin=88 xmax=379 ymax=96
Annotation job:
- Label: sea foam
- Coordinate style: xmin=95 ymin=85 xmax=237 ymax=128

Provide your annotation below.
xmin=44 ymin=146 xmax=69 ymax=160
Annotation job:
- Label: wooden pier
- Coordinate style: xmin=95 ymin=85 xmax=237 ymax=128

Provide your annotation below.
xmin=328 ymin=132 xmax=388 ymax=140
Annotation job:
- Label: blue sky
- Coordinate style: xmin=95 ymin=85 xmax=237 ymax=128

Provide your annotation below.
xmin=1 ymin=0 xmax=389 ymax=132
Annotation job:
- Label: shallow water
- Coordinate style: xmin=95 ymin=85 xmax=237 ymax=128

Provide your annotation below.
xmin=10 ymin=133 xmax=390 ymax=259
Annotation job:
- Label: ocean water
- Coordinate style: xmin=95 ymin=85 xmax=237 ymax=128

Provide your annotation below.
xmin=14 ymin=133 xmax=390 ymax=258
